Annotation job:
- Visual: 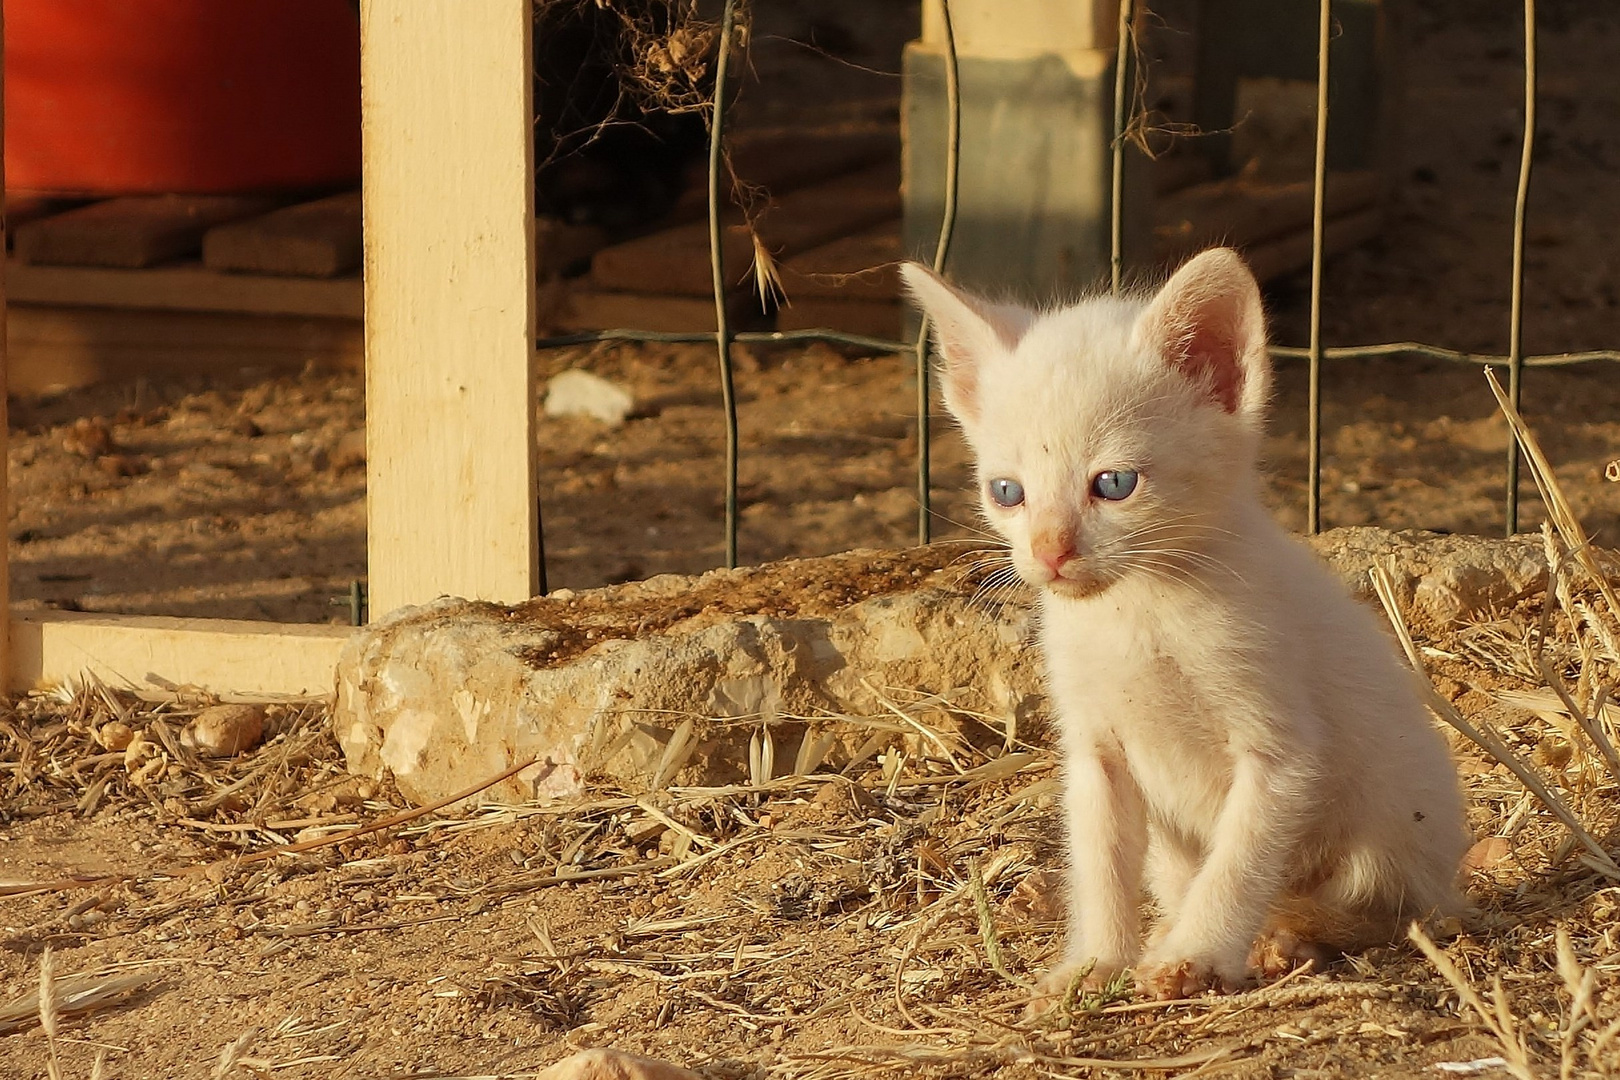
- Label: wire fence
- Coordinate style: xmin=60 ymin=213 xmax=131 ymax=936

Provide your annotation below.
xmin=531 ymin=0 xmax=1603 ymax=588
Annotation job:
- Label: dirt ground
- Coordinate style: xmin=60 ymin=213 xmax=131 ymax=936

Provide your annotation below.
xmin=7 ymin=2 xmax=1620 ymax=624
xmin=2 ymin=554 xmax=1619 ymax=1079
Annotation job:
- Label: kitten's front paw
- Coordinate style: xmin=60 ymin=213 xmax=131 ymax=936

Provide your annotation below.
xmin=1024 ymin=959 xmax=1125 ymax=1018
xmin=1134 ymin=958 xmax=1249 ymax=1001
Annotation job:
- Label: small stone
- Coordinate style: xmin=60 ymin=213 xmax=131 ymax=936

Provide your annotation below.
xmin=535 ymin=1049 xmax=703 ymax=1080
xmin=123 ymin=732 xmax=157 ymax=771
xmin=62 ymin=417 xmax=114 ymax=458
xmin=331 ymin=429 xmax=367 ymax=470
xmin=182 ymin=704 xmax=266 ymax=757
xmin=96 ymin=453 xmax=142 ymax=478
xmin=544 ymin=369 xmax=635 ymax=427
xmin=96 ymin=721 xmax=135 ymax=751
xmin=1464 ymin=836 xmax=1511 ymax=871
xmin=1534 ymin=736 xmax=1573 ymax=770
xmin=233 ymin=415 xmax=264 ymax=438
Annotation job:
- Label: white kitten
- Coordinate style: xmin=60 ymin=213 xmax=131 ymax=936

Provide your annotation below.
xmin=902 ymin=249 xmax=1470 ymax=1002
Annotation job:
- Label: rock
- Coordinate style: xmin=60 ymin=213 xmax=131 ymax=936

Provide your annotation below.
xmin=536 ymin=1050 xmax=702 ymax=1080
xmin=62 ymin=417 xmax=114 ymax=459
xmin=96 ymin=453 xmax=142 ymax=478
xmin=182 ymin=704 xmax=266 ymax=757
xmin=123 ymin=732 xmax=158 ymax=771
xmin=1464 ymin=836 xmax=1511 ymax=871
xmin=95 ymin=721 xmax=135 ymax=751
xmin=1308 ymin=527 xmax=1551 ymax=629
xmin=544 ymin=369 xmax=635 ymax=427
xmin=331 ymin=429 xmax=367 ymax=470
xmin=332 ymin=528 xmax=1595 ymax=806
xmin=335 ymin=554 xmax=1043 ymax=806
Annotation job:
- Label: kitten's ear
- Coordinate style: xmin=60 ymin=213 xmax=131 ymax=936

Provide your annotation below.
xmin=1133 ymin=248 xmax=1269 ymax=418
xmin=899 ymin=262 xmax=1034 ymax=425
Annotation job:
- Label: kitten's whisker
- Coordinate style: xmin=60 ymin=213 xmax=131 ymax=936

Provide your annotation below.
xmin=926 ymin=506 xmax=1004 ymax=542
xmin=1112 ymin=516 xmax=1240 ymax=546
xmin=1123 ymin=548 xmax=1246 ymax=589
xmin=1120 ymin=556 xmax=1207 ymax=593
xmin=969 ymin=565 xmax=1030 ymax=611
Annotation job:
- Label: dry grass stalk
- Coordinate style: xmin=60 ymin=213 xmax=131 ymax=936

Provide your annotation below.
xmin=1408 ymin=923 xmax=1535 ymax=1080
xmin=0 ymin=754 xmax=537 ymax=899
xmin=40 ymin=949 xmax=61 ymax=1080
xmin=967 ymin=857 xmax=1030 ymax=992
xmin=211 ymin=1028 xmax=264 ymax=1080
xmin=1536 ymin=654 xmax=1620 ymax=786
xmin=750 ymin=230 xmax=786 ymax=309
xmin=1369 ymin=561 xmax=1620 ymax=878
xmin=1486 ymin=367 xmax=1620 ymax=625
xmin=0 ymin=968 xmax=166 ymax=1036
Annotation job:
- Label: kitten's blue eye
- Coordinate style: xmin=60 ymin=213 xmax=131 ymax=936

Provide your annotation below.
xmin=1091 ymin=469 xmax=1139 ymax=501
xmin=988 ymin=478 xmax=1025 ymax=507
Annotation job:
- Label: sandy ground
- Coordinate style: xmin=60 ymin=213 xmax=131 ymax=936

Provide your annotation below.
xmin=3 ymin=561 xmax=1618 ymax=1079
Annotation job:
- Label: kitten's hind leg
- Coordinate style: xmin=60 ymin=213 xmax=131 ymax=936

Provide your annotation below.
xmin=1248 ymin=899 xmax=1345 ymax=979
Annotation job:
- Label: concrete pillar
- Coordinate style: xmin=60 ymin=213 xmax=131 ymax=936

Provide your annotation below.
xmin=903 ymin=0 xmax=1150 ymax=307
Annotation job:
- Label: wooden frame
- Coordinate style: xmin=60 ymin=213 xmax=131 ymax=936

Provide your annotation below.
xmin=3 ymin=0 xmax=541 ymax=698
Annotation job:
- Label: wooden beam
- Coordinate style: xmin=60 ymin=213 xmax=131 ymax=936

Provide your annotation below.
xmin=9 ymin=611 xmax=351 ymax=699
xmin=590 ymin=164 xmax=901 ymax=297
xmin=202 ymin=192 xmax=364 ymax=278
xmin=6 ymin=260 xmax=362 ymax=319
xmin=15 ymin=195 xmax=278 ymax=269
xmin=6 ymin=306 xmax=363 ymax=395
xmin=360 ymin=0 xmax=540 ymax=617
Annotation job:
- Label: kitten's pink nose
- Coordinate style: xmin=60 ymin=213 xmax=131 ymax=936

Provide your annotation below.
xmin=1033 ymin=541 xmax=1075 ymax=575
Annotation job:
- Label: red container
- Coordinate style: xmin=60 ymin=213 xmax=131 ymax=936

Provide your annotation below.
xmin=4 ymin=0 xmax=361 ymax=196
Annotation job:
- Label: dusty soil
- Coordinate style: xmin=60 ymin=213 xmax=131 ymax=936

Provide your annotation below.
xmin=3 ymin=561 xmax=1619 ymax=1078
xmin=7 ymin=2 xmax=1620 ymax=624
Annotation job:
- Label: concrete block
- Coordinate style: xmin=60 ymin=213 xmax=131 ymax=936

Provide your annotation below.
xmin=902 ymin=42 xmax=1152 ymax=310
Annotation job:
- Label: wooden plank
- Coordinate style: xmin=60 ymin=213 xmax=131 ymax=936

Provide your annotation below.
xmin=15 ymin=194 xmax=279 ymax=269
xmin=361 ymin=0 xmax=539 ymax=617
xmin=1154 ymin=169 xmax=1382 ymax=265
xmin=6 ymin=260 xmax=362 ymax=318
xmin=9 ymin=610 xmax=352 ymax=698
xmin=5 ymin=195 xmax=82 ymax=236
xmin=779 ymin=225 xmax=900 ymax=302
xmin=550 ymin=287 xmax=758 ymax=334
xmin=591 ymin=163 xmax=902 ymax=297
xmin=6 ymin=307 xmax=363 ymax=395
xmin=775 ymin=298 xmax=901 ymax=339
xmin=665 ymin=131 xmax=898 ymax=222
xmin=203 ymin=192 xmax=363 ymax=278
xmin=535 ymin=217 xmax=608 ymax=277
xmin=1241 ymin=206 xmax=1383 ymax=284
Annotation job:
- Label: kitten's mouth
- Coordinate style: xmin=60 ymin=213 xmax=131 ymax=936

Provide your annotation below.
xmin=1044 ymin=566 xmax=1114 ymax=599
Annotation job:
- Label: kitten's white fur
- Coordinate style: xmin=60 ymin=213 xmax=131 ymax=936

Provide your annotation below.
xmin=902 ymin=249 xmax=1471 ymax=1001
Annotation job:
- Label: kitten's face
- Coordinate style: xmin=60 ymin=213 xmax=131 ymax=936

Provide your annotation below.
xmin=902 ymin=249 xmax=1270 ymax=598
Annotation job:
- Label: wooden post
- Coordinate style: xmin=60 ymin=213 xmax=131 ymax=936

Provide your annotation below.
xmin=0 ymin=8 xmax=11 ymax=690
xmin=360 ymin=0 xmax=540 ymax=619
